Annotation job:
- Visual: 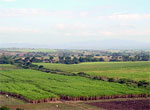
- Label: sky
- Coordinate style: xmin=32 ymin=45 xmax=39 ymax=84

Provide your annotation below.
xmin=0 ymin=0 xmax=150 ymax=49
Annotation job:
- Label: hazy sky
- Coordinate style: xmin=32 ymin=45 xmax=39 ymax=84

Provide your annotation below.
xmin=0 ymin=0 xmax=150 ymax=49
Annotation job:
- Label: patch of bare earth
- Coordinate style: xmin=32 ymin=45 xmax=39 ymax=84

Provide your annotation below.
xmin=87 ymin=99 xmax=150 ymax=110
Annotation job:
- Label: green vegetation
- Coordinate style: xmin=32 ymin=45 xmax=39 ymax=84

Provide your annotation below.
xmin=34 ymin=61 xmax=150 ymax=81
xmin=16 ymin=108 xmax=24 ymax=110
xmin=0 ymin=64 xmax=19 ymax=70
xmin=0 ymin=65 xmax=149 ymax=100
xmin=0 ymin=106 xmax=24 ymax=110
xmin=0 ymin=106 xmax=10 ymax=110
xmin=0 ymin=95 xmax=25 ymax=106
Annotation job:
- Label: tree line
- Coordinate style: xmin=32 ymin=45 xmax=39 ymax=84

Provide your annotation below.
xmin=0 ymin=52 xmax=149 ymax=65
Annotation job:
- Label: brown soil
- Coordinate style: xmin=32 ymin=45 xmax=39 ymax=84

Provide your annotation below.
xmin=87 ymin=99 xmax=150 ymax=110
xmin=0 ymin=91 xmax=150 ymax=104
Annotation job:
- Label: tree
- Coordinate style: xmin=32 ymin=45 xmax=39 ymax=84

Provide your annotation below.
xmin=64 ymin=56 xmax=72 ymax=64
xmin=49 ymin=56 xmax=54 ymax=60
xmin=141 ymin=55 xmax=149 ymax=61
xmin=58 ymin=56 xmax=64 ymax=63
xmin=39 ymin=65 xmax=44 ymax=70
xmin=0 ymin=55 xmax=9 ymax=64
xmin=72 ymin=57 xmax=79 ymax=64
xmin=122 ymin=55 xmax=130 ymax=61
xmin=16 ymin=108 xmax=24 ymax=110
xmin=99 ymin=58 xmax=104 ymax=62
xmin=30 ymin=57 xmax=41 ymax=63
xmin=0 ymin=106 xmax=10 ymax=110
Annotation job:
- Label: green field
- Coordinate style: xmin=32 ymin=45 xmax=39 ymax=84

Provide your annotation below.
xmin=0 ymin=64 xmax=20 ymax=70
xmin=0 ymin=64 xmax=149 ymax=100
xmin=0 ymin=95 xmax=25 ymax=106
xmin=35 ymin=61 xmax=150 ymax=81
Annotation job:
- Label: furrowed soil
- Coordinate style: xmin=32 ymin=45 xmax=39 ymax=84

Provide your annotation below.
xmin=87 ymin=98 xmax=150 ymax=110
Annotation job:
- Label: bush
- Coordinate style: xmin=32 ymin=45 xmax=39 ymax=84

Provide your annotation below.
xmin=92 ymin=76 xmax=104 ymax=81
xmin=93 ymin=76 xmax=98 ymax=80
xmin=118 ymin=78 xmax=127 ymax=84
xmin=72 ymin=73 xmax=77 ymax=76
xmin=138 ymin=80 xmax=149 ymax=87
xmin=98 ymin=76 xmax=104 ymax=81
xmin=16 ymin=108 xmax=24 ymax=110
xmin=77 ymin=72 xmax=87 ymax=76
xmin=108 ymin=78 xmax=115 ymax=82
xmin=0 ymin=106 xmax=10 ymax=110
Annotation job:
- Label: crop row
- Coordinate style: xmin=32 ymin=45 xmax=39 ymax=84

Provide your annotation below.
xmin=0 ymin=68 xmax=149 ymax=101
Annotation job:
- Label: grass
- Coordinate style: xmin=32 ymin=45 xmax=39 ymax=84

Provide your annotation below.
xmin=0 ymin=95 xmax=26 ymax=106
xmin=3 ymin=97 xmax=150 ymax=110
xmin=7 ymin=101 xmax=101 ymax=110
xmin=34 ymin=61 xmax=150 ymax=81
xmin=0 ymin=65 xmax=149 ymax=100
xmin=0 ymin=64 xmax=19 ymax=70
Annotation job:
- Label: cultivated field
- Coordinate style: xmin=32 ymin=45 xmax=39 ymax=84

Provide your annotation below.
xmin=35 ymin=61 xmax=150 ymax=81
xmin=0 ymin=64 xmax=20 ymax=70
xmin=87 ymin=98 xmax=150 ymax=110
xmin=0 ymin=64 xmax=149 ymax=102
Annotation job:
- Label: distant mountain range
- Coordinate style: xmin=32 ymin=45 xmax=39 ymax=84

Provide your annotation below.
xmin=0 ymin=39 xmax=150 ymax=50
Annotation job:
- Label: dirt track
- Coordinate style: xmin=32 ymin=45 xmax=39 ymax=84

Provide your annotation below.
xmin=87 ymin=99 xmax=150 ymax=110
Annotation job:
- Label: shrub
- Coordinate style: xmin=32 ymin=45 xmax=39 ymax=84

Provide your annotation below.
xmin=93 ymin=76 xmax=98 ymax=80
xmin=16 ymin=108 xmax=24 ymax=110
xmin=77 ymin=72 xmax=87 ymax=76
xmin=108 ymin=78 xmax=115 ymax=82
xmin=0 ymin=106 xmax=10 ymax=110
xmin=138 ymin=80 xmax=149 ymax=87
xmin=72 ymin=73 xmax=77 ymax=76
xmin=92 ymin=76 xmax=104 ymax=81
xmin=118 ymin=78 xmax=128 ymax=84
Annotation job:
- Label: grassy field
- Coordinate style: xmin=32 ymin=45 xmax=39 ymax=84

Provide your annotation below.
xmin=34 ymin=61 xmax=150 ymax=81
xmin=0 ymin=95 xmax=25 ymax=106
xmin=0 ymin=64 xmax=20 ymax=70
xmin=0 ymin=64 xmax=149 ymax=101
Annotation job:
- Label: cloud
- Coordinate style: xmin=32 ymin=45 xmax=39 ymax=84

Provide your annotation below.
xmin=0 ymin=8 xmax=53 ymax=17
xmin=0 ymin=27 xmax=41 ymax=33
xmin=55 ymin=24 xmax=87 ymax=30
xmin=0 ymin=8 xmax=77 ymax=18
xmin=108 ymin=13 xmax=150 ymax=21
xmin=0 ymin=7 xmax=150 ymax=45
xmin=0 ymin=8 xmax=150 ymax=23
xmin=0 ymin=0 xmax=16 ymax=2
